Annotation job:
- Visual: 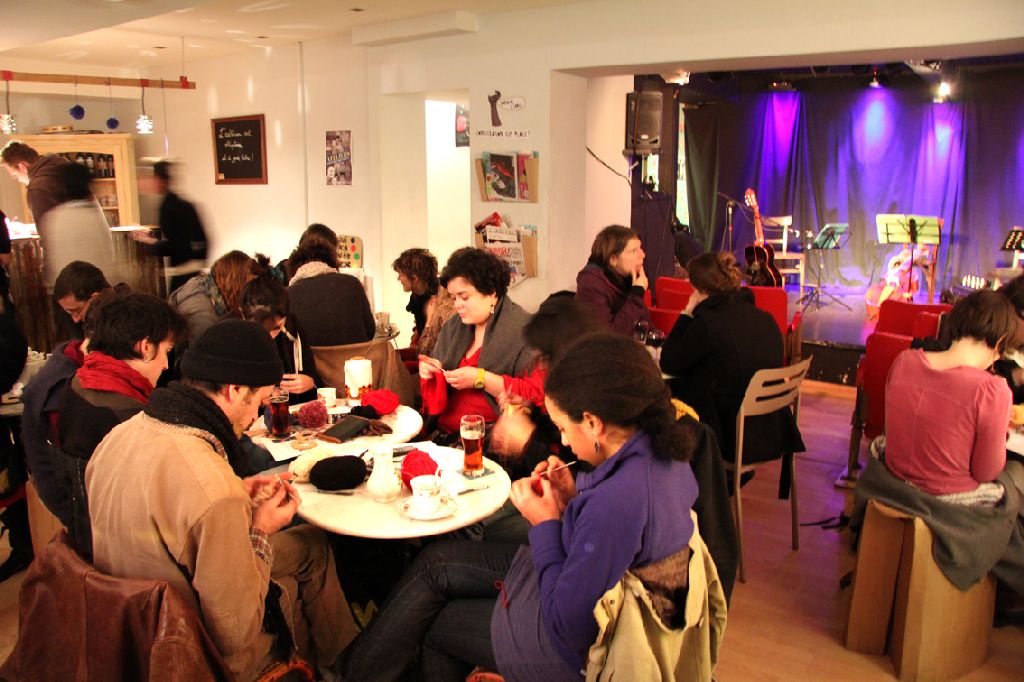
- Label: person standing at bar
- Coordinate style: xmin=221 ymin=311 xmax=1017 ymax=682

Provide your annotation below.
xmin=0 ymin=140 xmax=70 ymax=227
xmin=134 ymin=160 xmax=208 ymax=293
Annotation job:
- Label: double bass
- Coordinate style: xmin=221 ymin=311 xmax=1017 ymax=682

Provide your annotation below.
xmin=864 ymin=245 xmax=930 ymax=320
xmin=743 ymin=188 xmax=782 ymax=287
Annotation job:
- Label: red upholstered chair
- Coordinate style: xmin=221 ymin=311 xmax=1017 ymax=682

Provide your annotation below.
xmin=655 ymin=277 xmax=694 ymax=307
xmin=842 ymin=332 xmax=914 ymax=487
xmin=875 ymin=300 xmax=951 ymax=336
xmin=649 ymin=307 xmax=682 ymax=336
xmin=643 ymin=288 xmax=652 ymax=308
xmin=911 ymin=311 xmax=943 ymax=340
xmin=747 ymin=285 xmax=788 ymax=337
xmin=658 ymin=289 xmax=691 ymax=311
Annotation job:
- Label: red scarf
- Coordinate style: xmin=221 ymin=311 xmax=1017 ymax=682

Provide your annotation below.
xmin=63 ymin=340 xmax=85 ymax=367
xmin=76 ymin=351 xmax=153 ymax=404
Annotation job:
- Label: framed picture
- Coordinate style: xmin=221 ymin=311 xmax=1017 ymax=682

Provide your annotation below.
xmin=211 ymin=114 xmax=267 ymax=184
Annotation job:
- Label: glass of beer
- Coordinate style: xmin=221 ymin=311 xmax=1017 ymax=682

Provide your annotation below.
xmin=460 ymin=414 xmax=486 ymax=477
xmin=269 ymin=386 xmax=291 ymax=438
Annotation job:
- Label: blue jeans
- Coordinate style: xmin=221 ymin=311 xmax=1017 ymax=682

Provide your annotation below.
xmin=339 ymin=540 xmax=518 ymax=682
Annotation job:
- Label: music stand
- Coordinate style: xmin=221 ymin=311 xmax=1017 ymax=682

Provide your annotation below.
xmin=798 ymin=223 xmax=851 ymax=310
xmin=1001 ymin=228 xmax=1024 ymax=269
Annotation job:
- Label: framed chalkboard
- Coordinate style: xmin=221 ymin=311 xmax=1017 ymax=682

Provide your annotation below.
xmin=211 ymin=114 xmax=267 ymax=184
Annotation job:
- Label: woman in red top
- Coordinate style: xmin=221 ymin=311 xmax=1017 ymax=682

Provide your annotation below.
xmin=420 ymin=248 xmax=532 ymax=439
xmin=885 ymin=290 xmax=1017 ymax=498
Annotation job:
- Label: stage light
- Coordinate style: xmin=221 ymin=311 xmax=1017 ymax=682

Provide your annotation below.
xmin=769 ymin=80 xmax=795 ymax=92
xmin=665 ymin=71 xmax=690 ymax=86
xmin=937 ymin=81 xmax=951 ymax=98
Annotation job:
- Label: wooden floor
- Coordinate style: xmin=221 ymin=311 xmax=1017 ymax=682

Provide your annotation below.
xmin=0 ymin=381 xmax=1019 ymax=678
xmin=714 ymin=381 xmax=1024 ymax=681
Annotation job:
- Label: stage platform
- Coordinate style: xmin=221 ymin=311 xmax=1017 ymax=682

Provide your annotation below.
xmin=785 ymin=285 xmax=873 ymax=387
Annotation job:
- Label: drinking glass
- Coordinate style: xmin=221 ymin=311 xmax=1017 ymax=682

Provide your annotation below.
xmin=646 ymin=328 xmax=666 ymax=361
xmin=268 ymin=386 xmax=291 ymax=438
xmin=633 ymin=319 xmax=650 ymax=344
xmin=460 ymin=414 xmax=486 ymax=477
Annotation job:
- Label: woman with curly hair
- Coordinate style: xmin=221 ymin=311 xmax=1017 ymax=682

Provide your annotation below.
xmin=392 ymin=247 xmax=456 ymax=356
xmin=170 ymin=250 xmax=257 ymax=346
xmin=575 ymin=224 xmax=651 ymax=336
xmin=339 ymin=333 xmax=703 ymax=681
xmin=287 ymin=234 xmax=374 ymax=347
xmin=660 ymin=251 xmax=802 ymax=465
xmin=420 ymin=247 xmax=532 ymax=438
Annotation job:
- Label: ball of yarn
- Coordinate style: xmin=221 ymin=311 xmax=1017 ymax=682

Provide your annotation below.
xmin=309 ymin=456 xmax=368 ymax=491
xmin=361 ymin=389 xmax=400 ymax=417
xmin=297 ymin=399 xmax=328 ymax=429
xmin=400 ymin=449 xmax=438 ymax=489
xmin=69 ymin=104 xmax=85 ymax=120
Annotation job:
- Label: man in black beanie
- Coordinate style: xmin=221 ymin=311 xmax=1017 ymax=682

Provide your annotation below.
xmin=86 ymin=319 xmax=357 ymax=679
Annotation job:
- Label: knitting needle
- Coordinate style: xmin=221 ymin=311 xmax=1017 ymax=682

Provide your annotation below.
xmin=539 ymin=461 xmax=576 ymax=479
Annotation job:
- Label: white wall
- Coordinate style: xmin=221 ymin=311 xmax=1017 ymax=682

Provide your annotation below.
xmin=585 ymin=75 xmax=634 ymax=247
xmin=425 ymin=99 xmax=471 ymax=270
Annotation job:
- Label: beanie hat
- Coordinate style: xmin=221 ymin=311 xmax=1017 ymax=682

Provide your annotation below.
xmin=181 ymin=319 xmax=283 ymax=387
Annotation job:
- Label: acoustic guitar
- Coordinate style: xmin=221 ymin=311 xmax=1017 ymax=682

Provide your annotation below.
xmin=743 ymin=188 xmax=782 ymax=287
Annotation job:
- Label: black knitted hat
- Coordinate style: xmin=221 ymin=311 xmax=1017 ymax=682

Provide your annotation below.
xmin=181 ymin=319 xmax=283 ymax=387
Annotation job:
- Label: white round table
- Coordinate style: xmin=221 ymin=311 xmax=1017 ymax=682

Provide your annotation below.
xmin=294 ymin=444 xmax=512 ymax=539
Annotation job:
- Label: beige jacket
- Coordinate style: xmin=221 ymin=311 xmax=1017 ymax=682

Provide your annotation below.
xmin=86 ymin=413 xmax=275 ymax=679
xmin=586 ymin=517 xmax=728 ymax=682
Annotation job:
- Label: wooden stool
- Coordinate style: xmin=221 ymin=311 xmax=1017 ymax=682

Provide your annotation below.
xmin=846 ymin=500 xmax=995 ymax=681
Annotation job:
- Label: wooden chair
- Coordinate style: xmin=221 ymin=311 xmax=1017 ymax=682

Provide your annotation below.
xmin=725 ymin=357 xmax=811 ymax=583
xmin=311 ymin=338 xmax=416 ymax=406
xmin=846 ymin=500 xmax=995 ymax=681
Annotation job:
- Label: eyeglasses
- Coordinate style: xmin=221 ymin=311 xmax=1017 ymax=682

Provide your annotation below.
xmin=61 ymin=295 xmax=94 ymax=323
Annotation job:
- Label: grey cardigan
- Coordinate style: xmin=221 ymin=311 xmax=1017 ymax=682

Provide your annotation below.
xmin=429 ymin=296 xmax=533 ymax=411
xmin=852 ymin=454 xmax=1024 ymax=594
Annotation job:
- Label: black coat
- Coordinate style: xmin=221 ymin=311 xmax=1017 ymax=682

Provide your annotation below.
xmin=660 ymin=289 xmax=804 ymax=465
xmin=156 ymin=192 xmax=208 ymax=266
xmin=289 ymin=272 xmax=375 ymax=347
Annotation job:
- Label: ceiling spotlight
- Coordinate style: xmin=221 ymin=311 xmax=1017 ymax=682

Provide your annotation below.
xmin=868 ymin=68 xmax=887 ymax=89
xmin=769 ymin=80 xmax=795 ymax=92
xmin=937 ymin=81 xmax=951 ymax=98
xmin=666 ymin=71 xmax=690 ymax=86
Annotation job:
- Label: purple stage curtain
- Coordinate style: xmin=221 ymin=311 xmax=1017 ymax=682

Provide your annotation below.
xmin=684 ymin=68 xmax=1024 ymax=293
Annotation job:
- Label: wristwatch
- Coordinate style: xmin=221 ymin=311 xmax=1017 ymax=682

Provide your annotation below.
xmin=474 ymin=368 xmax=486 ymax=390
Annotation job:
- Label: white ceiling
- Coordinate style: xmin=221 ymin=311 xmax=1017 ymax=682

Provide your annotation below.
xmin=2 ymin=0 xmax=583 ymax=70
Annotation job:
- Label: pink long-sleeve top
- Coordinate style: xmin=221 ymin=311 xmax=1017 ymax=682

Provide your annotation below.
xmin=884 ymin=349 xmax=1011 ymax=495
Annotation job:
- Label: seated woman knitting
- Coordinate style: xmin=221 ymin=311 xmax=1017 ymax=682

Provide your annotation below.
xmin=240 ymin=269 xmax=320 ymax=404
xmin=420 ymin=247 xmax=532 ymax=441
xmin=338 ymin=333 xmax=707 ymax=682
xmin=854 ymin=289 xmax=1024 ymax=608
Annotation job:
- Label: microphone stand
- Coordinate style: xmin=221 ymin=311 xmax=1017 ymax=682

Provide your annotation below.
xmin=717 ymin=192 xmax=740 ymax=252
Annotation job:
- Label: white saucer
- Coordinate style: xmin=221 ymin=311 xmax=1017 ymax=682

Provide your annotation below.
xmin=397 ymin=495 xmax=457 ymax=521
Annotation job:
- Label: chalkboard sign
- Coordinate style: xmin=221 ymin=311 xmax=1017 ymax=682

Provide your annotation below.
xmin=211 ymin=114 xmax=267 ymax=184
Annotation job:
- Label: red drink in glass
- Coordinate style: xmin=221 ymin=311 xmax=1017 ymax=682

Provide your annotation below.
xmin=269 ymin=389 xmax=290 ymax=438
xmin=460 ymin=414 xmax=485 ymax=477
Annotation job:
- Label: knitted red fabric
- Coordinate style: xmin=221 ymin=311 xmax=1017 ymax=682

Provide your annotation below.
xmin=361 ymin=389 xmax=400 ymax=416
xmin=400 ymin=449 xmax=438 ymax=489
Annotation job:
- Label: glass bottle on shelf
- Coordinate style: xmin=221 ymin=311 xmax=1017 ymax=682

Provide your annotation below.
xmin=85 ymin=154 xmax=95 ymax=177
xmin=75 ymin=152 xmax=85 ymax=166
xmin=96 ymin=155 xmax=107 ymax=178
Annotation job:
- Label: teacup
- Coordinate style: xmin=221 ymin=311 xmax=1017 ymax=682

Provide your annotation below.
xmin=409 ymin=475 xmax=443 ymax=516
xmin=317 ymin=387 xmax=337 ymax=407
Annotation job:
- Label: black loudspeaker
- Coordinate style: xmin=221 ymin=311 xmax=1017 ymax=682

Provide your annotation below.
xmin=625 ymin=91 xmax=662 ymax=154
